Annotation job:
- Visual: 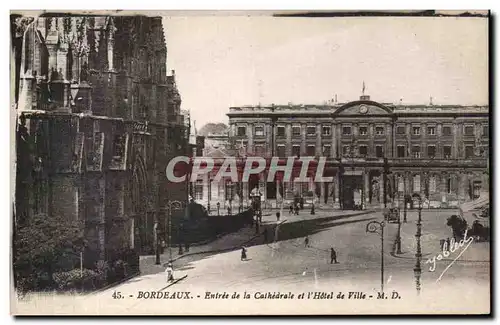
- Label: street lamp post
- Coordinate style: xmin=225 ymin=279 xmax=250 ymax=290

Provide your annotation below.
xmin=155 ymin=223 xmax=161 ymax=265
xmin=403 ymin=173 xmax=408 ymax=223
xmin=207 ymin=180 xmax=211 ymax=215
xmin=412 ymin=193 xmax=423 ymax=295
xmin=366 ymin=220 xmax=386 ymax=294
xmin=396 ymin=190 xmax=402 ymax=254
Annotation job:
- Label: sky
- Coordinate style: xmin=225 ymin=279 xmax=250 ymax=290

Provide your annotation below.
xmin=162 ymin=15 xmax=488 ymax=128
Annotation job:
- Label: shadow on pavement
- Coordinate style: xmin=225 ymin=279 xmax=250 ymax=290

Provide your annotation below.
xmin=141 ymin=211 xmax=376 ymax=276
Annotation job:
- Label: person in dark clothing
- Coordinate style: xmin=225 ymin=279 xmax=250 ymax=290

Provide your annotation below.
xmin=241 ymin=247 xmax=247 ymax=261
xmin=294 ymin=203 xmax=300 ymax=215
xmin=330 ymin=248 xmax=338 ymax=264
xmin=289 ymin=205 xmax=294 ymax=214
xmin=305 ymin=236 xmax=310 ymax=247
xmin=276 ymin=212 xmax=281 ymax=222
xmin=263 ymin=228 xmax=268 ymax=243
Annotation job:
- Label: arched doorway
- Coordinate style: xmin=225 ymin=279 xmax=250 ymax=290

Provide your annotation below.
xmin=130 ymin=154 xmax=149 ymax=254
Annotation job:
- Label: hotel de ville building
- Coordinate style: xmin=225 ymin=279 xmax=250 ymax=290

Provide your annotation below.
xmin=200 ymin=93 xmax=490 ymax=211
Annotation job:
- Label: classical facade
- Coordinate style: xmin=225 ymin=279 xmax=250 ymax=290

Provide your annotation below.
xmin=225 ymin=95 xmax=489 ymax=210
xmin=12 ymin=14 xmax=189 ymax=261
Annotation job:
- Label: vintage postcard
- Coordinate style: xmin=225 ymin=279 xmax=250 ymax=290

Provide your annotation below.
xmin=10 ymin=10 xmax=490 ymax=315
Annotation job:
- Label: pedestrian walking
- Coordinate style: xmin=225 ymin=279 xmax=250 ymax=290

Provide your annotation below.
xmin=440 ymin=239 xmax=446 ymax=251
xmin=289 ymin=205 xmax=294 ymax=214
xmin=241 ymin=247 xmax=247 ymax=261
xmin=305 ymin=236 xmax=310 ymax=247
xmin=294 ymin=203 xmax=300 ymax=215
xmin=263 ymin=228 xmax=268 ymax=243
xmin=330 ymin=248 xmax=338 ymax=264
xmin=276 ymin=212 xmax=281 ymax=222
xmin=165 ymin=263 xmax=174 ymax=282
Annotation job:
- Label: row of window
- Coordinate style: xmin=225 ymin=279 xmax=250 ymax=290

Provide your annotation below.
xmin=236 ymin=124 xmax=489 ymax=137
xmin=250 ymin=143 xmax=481 ymax=159
xmin=194 ymin=176 xmax=482 ymax=200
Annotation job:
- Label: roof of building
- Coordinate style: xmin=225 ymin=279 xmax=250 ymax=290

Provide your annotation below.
xmin=228 ymin=99 xmax=489 ymax=117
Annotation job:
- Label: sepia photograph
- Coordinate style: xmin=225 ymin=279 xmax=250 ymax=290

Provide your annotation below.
xmin=9 ymin=9 xmax=490 ymax=315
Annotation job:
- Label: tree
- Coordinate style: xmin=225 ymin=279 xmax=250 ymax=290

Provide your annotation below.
xmin=13 ymin=213 xmax=86 ymax=292
xmin=198 ymin=123 xmax=228 ymax=136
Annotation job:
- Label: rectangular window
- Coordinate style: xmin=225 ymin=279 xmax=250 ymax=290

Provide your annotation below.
xmin=195 ymin=180 xmax=203 ymax=200
xmin=237 ymin=126 xmax=246 ymax=136
xmin=396 ymin=126 xmax=406 ymax=135
xmin=277 ymin=145 xmax=286 ymax=157
xmin=359 ymin=145 xmax=368 ymax=157
xmin=307 ymin=126 xmax=316 ymax=136
xmin=322 ymin=125 xmax=331 ymax=136
xmin=376 ymin=146 xmax=384 ymax=158
xmin=443 ymin=126 xmax=452 ymax=136
xmin=483 ymin=125 xmax=489 ymax=137
xmin=427 ymin=146 xmax=436 ymax=158
xmin=342 ymin=126 xmax=351 ymax=135
xmin=323 ymin=145 xmax=331 ymax=157
xmin=292 ymin=125 xmax=301 ymax=136
xmin=254 ymin=125 xmax=265 ymax=136
xmin=427 ymin=126 xmax=436 ymax=135
xmin=306 ymin=145 xmax=315 ymax=156
xmin=397 ymin=146 xmax=405 ymax=158
xmin=447 ymin=178 xmax=452 ymax=194
xmin=465 ymin=146 xmax=474 ymax=158
xmin=277 ymin=126 xmax=286 ymax=137
xmin=429 ymin=176 xmax=436 ymax=193
xmin=375 ymin=127 xmax=384 ymax=135
xmin=359 ymin=127 xmax=368 ymax=136
xmin=443 ymin=146 xmax=452 ymax=159
xmin=413 ymin=127 xmax=421 ymax=135
xmin=413 ymin=175 xmax=421 ymax=192
xmin=292 ymin=145 xmax=301 ymax=157
xmin=225 ymin=181 xmax=234 ymax=201
xmin=412 ymin=146 xmax=421 ymax=158
xmin=398 ymin=177 xmax=404 ymax=192
xmin=254 ymin=144 xmax=264 ymax=156
xmin=464 ymin=126 xmax=474 ymax=136
xmin=473 ymin=181 xmax=481 ymax=199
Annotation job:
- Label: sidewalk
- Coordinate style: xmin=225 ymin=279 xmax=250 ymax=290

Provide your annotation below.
xmin=139 ymin=209 xmax=372 ymax=275
xmin=387 ymin=211 xmax=490 ymax=263
xmin=139 ymin=214 xmax=283 ymax=275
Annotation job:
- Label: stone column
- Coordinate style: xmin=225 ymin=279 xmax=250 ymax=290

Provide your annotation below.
xmin=334 ymin=172 xmax=340 ymax=208
xmin=301 ymin=123 xmax=306 ymax=155
xmin=286 ymin=124 xmax=292 ymax=156
xmin=452 ymin=123 xmax=459 ymax=159
xmin=387 ymin=122 xmax=393 ymax=158
xmin=247 ymin=123 xmax=253 ymax=154
xmin=332 ymin=123 xmax=338 ymax=158
xmin=266 ymin=122 xmax=272 ymax=157
xmin=458 ymin=171 xmax=466 ymax=201
xmin=316 ymin=124 xmax=322 ymax=156
xmin=437 ymin=123 xmax=443 ymax=158
xmin=364 ymin=169 xmax=370 ymax=205
xmin=379 ymin=171 xmax=385 ymax=207
xmin=369 ymin=124 xmax=375 ymax=156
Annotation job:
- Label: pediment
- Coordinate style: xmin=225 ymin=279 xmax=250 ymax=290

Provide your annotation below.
xmin=334 ymin=101 xmax=393 ymax=116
